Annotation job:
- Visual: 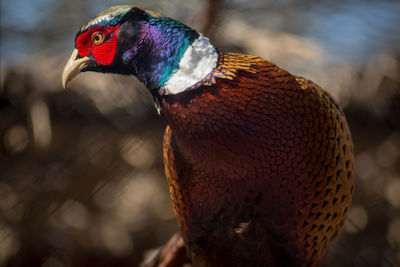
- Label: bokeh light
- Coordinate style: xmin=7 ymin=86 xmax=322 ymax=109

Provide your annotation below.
xmin=1 ymin=0 xmax=400 ymax=266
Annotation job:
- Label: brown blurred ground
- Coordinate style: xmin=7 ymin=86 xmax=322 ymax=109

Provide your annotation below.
xmin=1 ymin=0 xmax=400 ymax=266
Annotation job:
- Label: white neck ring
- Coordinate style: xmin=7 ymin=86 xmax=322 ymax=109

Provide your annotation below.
xmin=163 ymin=34 xmax=218 ymax=95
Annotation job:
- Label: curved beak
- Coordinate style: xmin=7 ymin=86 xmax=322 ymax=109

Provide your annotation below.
xmin=62 ymin=49 xmax=91 ymax=88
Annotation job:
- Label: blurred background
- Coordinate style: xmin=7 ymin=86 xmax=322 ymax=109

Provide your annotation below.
xmin=1 ymin=0 xmax=400 ymax=266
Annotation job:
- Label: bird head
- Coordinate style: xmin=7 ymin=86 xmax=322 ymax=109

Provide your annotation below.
xmin=62 ymin=5 xmax=218 ymax=95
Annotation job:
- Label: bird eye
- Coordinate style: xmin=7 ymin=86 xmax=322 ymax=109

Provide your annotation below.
xmin=91 ymin=32 xmax=104 ymax=45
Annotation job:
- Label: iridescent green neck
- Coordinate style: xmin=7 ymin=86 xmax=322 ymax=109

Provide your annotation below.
xmin=123 ymin=16 xmax=199 ymax=90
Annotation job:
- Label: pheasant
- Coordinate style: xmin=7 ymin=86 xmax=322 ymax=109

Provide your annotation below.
xmin=62 ymin=6 xmax=354 ymax=266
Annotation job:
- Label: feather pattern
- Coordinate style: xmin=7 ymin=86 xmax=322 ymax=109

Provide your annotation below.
xmin=161 ymin=52 xmax=354 ymax=266
xmin=64 ymin=7 xmax=355 ymax=266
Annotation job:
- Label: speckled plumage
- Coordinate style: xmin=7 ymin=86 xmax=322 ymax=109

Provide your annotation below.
xmin=161 ymin=52 xmax=354 ymax=266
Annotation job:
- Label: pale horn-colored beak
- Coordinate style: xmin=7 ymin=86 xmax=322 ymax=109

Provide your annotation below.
xmin=62 ymin=49 xmax=91 ymax=88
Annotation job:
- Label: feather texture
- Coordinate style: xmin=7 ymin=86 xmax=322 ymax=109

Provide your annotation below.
xmin=161 ymin=52 xmax=354 ymax=266
xmin=64 ymin=7 xmax=355 ymax=266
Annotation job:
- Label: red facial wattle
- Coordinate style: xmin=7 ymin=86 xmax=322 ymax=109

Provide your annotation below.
xmin=75 ymin=25 xmax=120 ymax=65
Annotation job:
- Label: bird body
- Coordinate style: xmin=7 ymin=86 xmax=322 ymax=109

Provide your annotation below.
xmin=62 ymin=6 xmax=354 ymax=266
xmin=161 ymin=52 xmax=354 ymax=266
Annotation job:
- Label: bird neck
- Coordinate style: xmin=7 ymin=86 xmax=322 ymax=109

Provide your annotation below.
xmin=126 ymin=18 xmax=198 ymax=90
xmin=128 ymin=19 xmax=218 ymax=94
xmin=161 ymin=34 xmax=219 ymax=95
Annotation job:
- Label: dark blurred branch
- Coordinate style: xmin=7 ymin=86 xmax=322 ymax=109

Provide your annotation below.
xmin=198 ymin=0 xmax=224 ymax=40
